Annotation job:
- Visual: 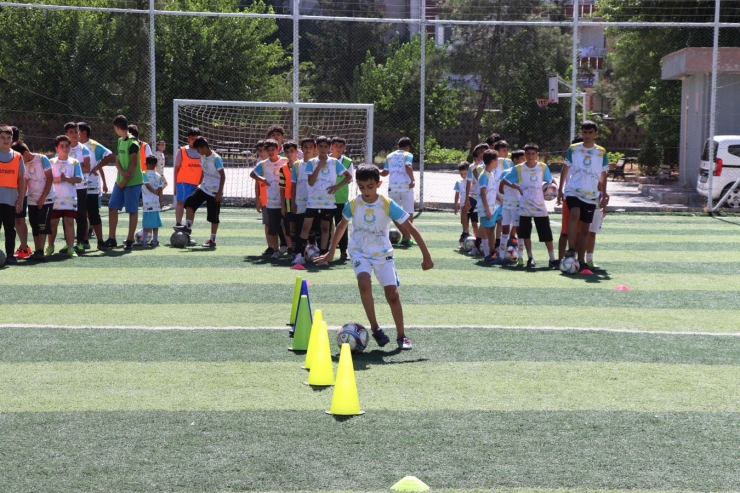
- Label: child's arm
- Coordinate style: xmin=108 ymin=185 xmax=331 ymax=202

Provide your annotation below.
xmin=398 ymin=219 xmax=434 ymax=271
xmin=479 ymin=185 xmax=491 ymax=220
xmin=145 ymin=182 xmax=158 ymax=194
xmin=90 ymin=153 xmax=113 ymax=175
xmin=100 ymin=167 xmax=108 ymax=193
xmin=216 ymin=168 xmax=225 ymax=203
xmin=314 ymin=216 xmax=348 ymax=264
xmin=327 ymin=169 xmax=352 ymax=194
xmin=249 ymin=169 xmax=267 ymax=183
xmin=307 ymin=162 xmax=323 ymax=186
xmin=16 ymin=170 xmax=26 ymax=213
xmin=254 ymin=180 xmax=262 ymax=212
xmin=463 ymin=180 xmax=471 ymax=210
xmin=37 ymin=168 xmax=53 ymax=206
xmin=501 ymin=179 xmax=522 ymax=193
xmin=454 ymin=191 xmax=459 ymax=214
xmin=405 ymin=162 xmax=415 ymax=189
xmin=158 ymin=186 xmax=163 ymax=208
xmin=81 ymin=154 xmax=91 ymax=175
xmin=279 ymin=170 xmax=287 ymax=218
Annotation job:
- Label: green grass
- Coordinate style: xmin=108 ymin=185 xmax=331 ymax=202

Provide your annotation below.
xmin=2 ymin=209 xmax=740 ymax=492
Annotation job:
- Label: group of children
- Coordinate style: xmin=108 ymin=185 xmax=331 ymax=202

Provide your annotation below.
xmin=454 ymin=121 xmax=609 ymax=273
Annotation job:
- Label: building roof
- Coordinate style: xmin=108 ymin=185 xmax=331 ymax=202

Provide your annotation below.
xmin=662 ymin=47 xmax=740 ymax=80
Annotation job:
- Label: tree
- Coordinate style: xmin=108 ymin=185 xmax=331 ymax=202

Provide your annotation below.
xmin=353 ymin=36 xmax=460 ymax=149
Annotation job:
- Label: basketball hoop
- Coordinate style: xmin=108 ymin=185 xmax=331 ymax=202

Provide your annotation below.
xmin=536 ymin=98 xmax=550 ymax=110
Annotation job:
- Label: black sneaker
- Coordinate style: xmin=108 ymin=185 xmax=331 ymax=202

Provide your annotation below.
xmin=397 ymin=336 xmax=413 ymax=350
xmin=262 ymin=247 xmax=275 ymax=256
xmin=97 ymin=241 xmax=109 ymax=251
xmin=371 ymin=328 xmax=391 ymax=347
xmin=31 ymin=251 xmax=46 ymax=262
xmin=123 ymin=240 xmax=133 ymax=251
xmin=103 ymin=238 xmax=118 ymax=248
xmin=549 ymin=259 xmax=560 ymax=269
xmin=526 ymin=258 xmax=536 ymax=269
xmin=5 ymin=256 xmax=18 ymax=265
xmin=174 ymin=224 xmax=192 ymax=235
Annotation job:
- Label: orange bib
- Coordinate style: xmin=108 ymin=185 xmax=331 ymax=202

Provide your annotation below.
xmin=0 ymin=151 xmax=21 ymax=188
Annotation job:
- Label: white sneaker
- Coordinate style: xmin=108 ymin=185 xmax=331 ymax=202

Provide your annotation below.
xmin=291 ymin=253 xmax=305 ymax=265
xmin=468 ymin=247 xmax=478 ymax=256
xmin=270 ymin=251 xmax=281 ymax=259
xmin=279 ymin=246 xmax=288 ymax=254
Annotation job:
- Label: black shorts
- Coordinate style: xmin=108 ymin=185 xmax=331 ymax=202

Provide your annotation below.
xmin=28 ymin=203 xmax=53 ymax=236
xmin=304 ymin=208 xmax=333 ymax=222
xmin=468 ymin=197 xmax=479 ymax=223
xmin=87 ymin=193 xmax=102 ymax=226
xmin=15 ymin=196 xmax=27 ymax=219
xmin=266 ymin=207 xmax=283 ymax=236
xmin=565 ymin=195 xmax=597 ymax=224
xmin=184 ymin=188 xmax=220 ymax=224
xmin=518 ymin=215 xmax=553 ymax=243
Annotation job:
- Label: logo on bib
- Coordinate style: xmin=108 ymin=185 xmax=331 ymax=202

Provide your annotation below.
xmin=583 ymin=154 xmax=592 ymax=167
xmin=363 ymin=208 xmax=376 ymax=225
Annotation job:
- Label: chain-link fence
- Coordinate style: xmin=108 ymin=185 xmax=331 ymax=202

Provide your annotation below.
xmin=1 ymin=0 xmax=739 ymax=207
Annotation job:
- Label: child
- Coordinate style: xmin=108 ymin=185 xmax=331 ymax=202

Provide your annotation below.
xmin=128 ymin=124 xmax=152 ymax=172
xmin=11 ymin=143 xmax=53 ymax=262
xmin=501 ymin=143 xmax=557 ymax=268
xmin=136 ymin=156 xmax=164 ymax=247
xmin=155 ymin=140 xmax=168 ymax=189
xmin=478 ymin=150 xmax=504 ymax=264
xmin=290 ymin=137 xmax=316 ymax=265
xmin=250 ymin=139 xmax=288 ymax=259
xmin=557 ymin=120 xmax=609 ymax=270
xmin=78 ymin=121 xmax=113 ymax=250
xmin=381 ymin=137 xmax=415 ymax=245
xmin=296 ymin=136 xmax=351 ymax=262
xmin=175 ymin=137 xmax=225 ymax=247
xmin=490 ymin=140 xmax=514 ymax=257
xmin=105 ymin=115 xmax=142 ymax=251
xmin=64 ymin=122 xmax=91 ymax=253
xmin=48 ymin=135 xmax=83 ymax=258
xmin=500 ymin=148 xmax=525 ymax=254
xmin=0 ymin=125 xmax=26 ymax=265
xmin=314 ymin=164 xmax=434 ymax=350
xmin=330 ymin=136 xmax=354 ymax=260
xmin=465 ymin=143 xmax=489 ymax=255
xmin=174 ymin=127 xmax=203 ymax=230
xmin=453 ymin=162 xmax=471 ymax=245
xmin=279 ymin=140 xmax=299 ymax=257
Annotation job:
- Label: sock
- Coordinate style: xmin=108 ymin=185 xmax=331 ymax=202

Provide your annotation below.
xmin=494 ymin=239 xmax=500 ymax=250
xmin=500 ymin=234 xmax=509 ymax=249
xmin=548 ymin=250 xmax=556 ymax=261
xmin=210 ymin=233 xmax=216 ymax=241
xmin=185 ymin=220 xmax=193 ymax=228
xmin=518 ymin=241 xmax=525 ymax=255
xmin=141 ymin=231 xmax=149 ymax=244
xmin=153 ymin=230 xmax=159 ymax=241
xmin=586 ymin=253 xmax=594 ymax=262
xmin=482 ymin=239 xmax=490 ymax=256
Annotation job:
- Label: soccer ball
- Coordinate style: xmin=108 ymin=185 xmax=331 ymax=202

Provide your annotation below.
xmin=0 ymin=249 xmax=5 ymax=267
xmin=463 ymin=236 xmax=476 ymax=252
xmin=389 ymin=228 xmax=401 ymax=244
xmin=337 ymin=322 xmax=369 ymax=353
xmin=304 ymin=244 xmax=321 ymax=261
xmin=560 ymin=256 xmax=580 ymax=274
xmin=506 ymin=245 xmax=518 ymax=262
xmin=170 ymin=232 xmax=189 ymax=248
xmin=543 ymin=182 xmax=557 ymax=201
xmin=135 ymin=229 xmax=144 ymax=242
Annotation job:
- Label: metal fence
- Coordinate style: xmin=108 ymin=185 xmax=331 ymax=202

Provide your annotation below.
xmin=1 ymin=0 xmax=739 ymax=208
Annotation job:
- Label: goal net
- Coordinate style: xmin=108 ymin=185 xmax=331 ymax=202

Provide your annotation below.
xmin=173 ymin=100 xmax=374 ymax=203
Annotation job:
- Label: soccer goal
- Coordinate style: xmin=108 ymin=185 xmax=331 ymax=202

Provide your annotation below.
xmin=173 ymin=100 xmax=374 ymax=203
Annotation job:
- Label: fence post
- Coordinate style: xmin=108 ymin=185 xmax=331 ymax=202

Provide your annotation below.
xmin=418 ymin=0 xmax=426 ymax=210
xmin=292 ymin=0 xmax=300 ymax=141
xmin=708 ymin=0 xmax=721 ymax=211
xmin=149 ymin=0 xmax=156 ymax=144
xmin=570 ymin=0 xmax=579 ymax=143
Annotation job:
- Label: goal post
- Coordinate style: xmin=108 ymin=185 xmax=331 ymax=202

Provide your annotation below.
xmin=173 ymin=100 xmax=374 ymax=202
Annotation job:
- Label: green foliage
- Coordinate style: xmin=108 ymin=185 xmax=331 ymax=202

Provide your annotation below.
xmin=639 ymin=137 xmax=663 ymax=175
xmin=425 ymin=137 xmax=468 ymax=164
xmin=607 ymin=151 xmax=625 ymax=163
xmin=354 ymin=36 xmax=460 ymax=145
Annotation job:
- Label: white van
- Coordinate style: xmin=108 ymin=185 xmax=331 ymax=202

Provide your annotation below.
xmin=696 ymin=135 xmax=740 ymax=208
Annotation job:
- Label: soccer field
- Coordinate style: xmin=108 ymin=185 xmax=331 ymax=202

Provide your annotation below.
xmin=2 ymin=209 xmax=739 ymax=492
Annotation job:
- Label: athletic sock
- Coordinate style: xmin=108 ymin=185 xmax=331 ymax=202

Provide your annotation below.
xmin=185 ymin=220 xmax=193 ymax=228
xmin=141 ymin=231 xmax=149 ymax=244
xmin=500 ymin=234 xmax=509 ymax=249
xmin=548 ymin=250 xmax=556 ymax=261
xmin=210 ymin=234 xmax=216 ymax=241
xmin=482 ymin=239 xmax=490 ymax=256
xmin=586 ymin=253 xmax=594 ymax=263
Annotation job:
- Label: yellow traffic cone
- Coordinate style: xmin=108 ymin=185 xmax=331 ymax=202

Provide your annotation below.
xmin=289 ymin=295 xmax=312 ymax=351
xmin=326 ymin=343 xmax=364 ymax=415
xmin=305 ymin=321 xmax=334 ymax=386
xmin=288 ymin=276 xmax=302 ymax=326
xmin=302 ymin=309 xmax=323 ymax=370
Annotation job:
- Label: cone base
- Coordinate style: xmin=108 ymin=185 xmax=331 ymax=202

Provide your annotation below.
xmin=325 ymin=410 xmax=365 ymax=416
xmin=304 ymin=381 xmax=334 ymax=387
xmin=288 ymin=347 xmax=308 ymax=352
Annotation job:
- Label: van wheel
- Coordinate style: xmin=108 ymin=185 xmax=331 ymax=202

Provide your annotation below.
xmin=718 ymin=184 xmax=740 ymax=209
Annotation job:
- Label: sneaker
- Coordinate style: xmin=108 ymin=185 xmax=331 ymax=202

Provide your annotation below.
xmin=75 ymin=244 xmax=85 ymax=254
xmin=133 ymin=240 xmax=149 ymax=248
xmin=123 ymin=240 xmax=133 ymax=251
xmin=188 ymin=238 xmax=197 ymax=246
xmin=487 ymin=255 xmax=503 ymax=265
xmin=97 ymin=241 xmax=109 ymax=251
xmin=400 ymin=239 xmax=416 ymax=247
xmin=371 ymin=328 xmax=390 ymax=347
xmin=31 ymin=251 xmax=46 ymax=262
xmin=397 ymin=336 xmax=413 ymax=350
xmin=549 ymin=259 xmax=560 ymax=269
xmin=59 ymin=247 xmax=68 ymax=255
xmin=5 ymin=256 xmax=18 ymax=265
xmin=459 ymin=232 xmax=471 ymax=243
xmin=45 ymin=245 xmax=55 ymax=256
xmin=291 ymin=253 xmax=305 ymax=265
xmin=67 ymin=247 xmax=77 ymax=258
xmin=263 ymin=247 xmax=275 ymax=256
xmin=13 ymin=246 xmax=31 ymax=259
xmin=148 ymin=240 xmax=160 ymax=247
xmin=564 ymin=248 xmax=576 ymax=258
xmin=468 ymin=247 xmax=478 ymax=256
xmin=279 ymin=245 xmax=288 ymax=254
xmin=339 ymin=251 xmax=349 ymax=261
xmin=82 ymin=242 xmax=91 ymax=250
xmin=103 ymin=238 xmax=118 ymax=248
xmin=202 ymin=239 xmax=217 ymax=248
xmin=270 ymin=250 xmax=281 ymax=259
xmin=173 ymin=224 xmax=192 ymax=235
xmin=516 ymin=257 xmax=524 ymax=267
xmin=585 ymin=260 xmax=599 ymax=270
xmin=526 ymin=258 xmax=536 ymax=269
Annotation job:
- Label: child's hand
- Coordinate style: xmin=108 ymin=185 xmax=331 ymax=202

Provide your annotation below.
xmin=215 ymin=191 xmax=223 ymax=203
xmin=38 ymin=194 xmax=47 ymax=206
xmin=454 ymin=206 xmax=458 ymax=215
xmin=256 ymin=202 xmax=262 ymax=213
xmin=103 ymin=183 xmax=109 ymax=193
xmin=326 ymin=185 xmax=338 ymax=194
xmin=408 ymin=181 xmax=415 ymax=189
xmin=314 ymin=251 xmax=334 ymax=264
xmin=117 ymin=181 xmax=125 ymax=190
xmin=281 ymin=205 xmax=287 ymax=218
xmin=60 ymin=173 xmax=67 ymax=182
xmin=486 ymin=210 xmax=492 ymax=220
xmin=421 ymin=256 xmax=434 ymax=271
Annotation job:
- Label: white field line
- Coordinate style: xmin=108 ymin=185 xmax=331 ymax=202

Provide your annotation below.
xmin=1 ymin=323 xmax=739 ymax=337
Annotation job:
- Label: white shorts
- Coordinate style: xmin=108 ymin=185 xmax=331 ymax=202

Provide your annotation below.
xmin=501 ymin=208 xmax=520 ymax=227
xmin=589 ymin=209 xmax=603 ymax=234
xmin=389 ymin=189 xmax=414 ymax=214
xmin=352 ymin=256 xmax=399 ymax=287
